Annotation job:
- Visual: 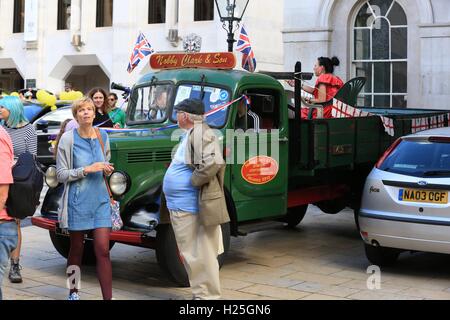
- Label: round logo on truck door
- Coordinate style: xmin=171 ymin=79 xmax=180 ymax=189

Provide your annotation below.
xmin=241 ymin=156 xmax=279 ymax=185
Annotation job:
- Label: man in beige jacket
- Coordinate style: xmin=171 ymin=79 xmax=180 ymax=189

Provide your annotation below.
xmin=162 ymin=98 xmax=230 ymax=300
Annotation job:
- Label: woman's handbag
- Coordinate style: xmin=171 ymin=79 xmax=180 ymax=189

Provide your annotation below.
xmin=109 ymin=197 xmax=123 ymax=232
xmin=95 ymin=128 xmax=124 ymax=231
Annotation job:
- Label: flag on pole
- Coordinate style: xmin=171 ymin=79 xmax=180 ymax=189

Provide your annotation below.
xmin=127 ymin=32 xmax=155 ymax=73
xmin=236 ymin=25 xmax=257 ymax=73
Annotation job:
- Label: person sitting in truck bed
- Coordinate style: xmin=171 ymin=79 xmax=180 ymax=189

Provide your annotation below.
xmin=301 ymin=56 xmax=344 ymax=119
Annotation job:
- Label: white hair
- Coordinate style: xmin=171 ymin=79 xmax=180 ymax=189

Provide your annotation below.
xmin=186 ymin=113 xmax=204 ymax=122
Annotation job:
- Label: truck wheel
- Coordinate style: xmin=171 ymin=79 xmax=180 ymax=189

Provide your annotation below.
xmin=364 ymin=243 xmax=400 ymax=267
xmin=49 ymin=231 xmax=115 ymax=266
xmin=282 ymin=205 xmax=308 ymax=228
xmin=156 ymin=222 xmax=231 ymax=288
xmin=317 ymin=198 xmax=347 ymax=214
xmin=354 ymin=209 xmax=360 ymax=231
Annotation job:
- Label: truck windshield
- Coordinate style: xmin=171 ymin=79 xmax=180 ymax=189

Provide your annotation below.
xmin=170 ymin=84 xmax=231 ymax=128
xmin=128 ymin=84 xmax=173 ymax=124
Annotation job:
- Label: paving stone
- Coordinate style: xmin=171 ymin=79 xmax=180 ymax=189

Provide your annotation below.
xmin=398 ymin=288 xmax=450 ymax=300
xmin=301 ymin=294 xmax=349 ymax=300
xmin=240 ymin=284 xmax=311 ymax=300
xmin=221 ymin=278 xmax=254 ymax=291
xmin=2 ymin=278 xmax=49 ymax=290
xmin=339 ymin=279 xmax=409 ymax=293
xmin=24 ymin=285 xmax=96 ymax=300
xmin=221 ymin=289 xmax=274 ymax=300
xmin=287 ymin=271 xmax=352 ymax=286
xmin=347 ymin=290 xmax=423 ymax=300
xmin=14 ymin=207 xmax=450 ymax=300
xmin=281 ymin=262 xmax=344 ymax=275
xmin=2 ymin=287 xmax=40 ymax=300
xmin=318 ymin=285 xmax=361 ymax=298
xmin=290 ymin=282 xmax=325 ymax=293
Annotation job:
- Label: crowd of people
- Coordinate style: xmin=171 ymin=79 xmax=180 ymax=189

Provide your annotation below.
xmin=0 ymin=85 xmax=128 ymax=301
xmin=0 ymin=85 xmax=228 ymax=301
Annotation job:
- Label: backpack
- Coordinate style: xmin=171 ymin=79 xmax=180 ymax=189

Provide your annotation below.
xmin=6 ymin=152 xmax=44 ymax=219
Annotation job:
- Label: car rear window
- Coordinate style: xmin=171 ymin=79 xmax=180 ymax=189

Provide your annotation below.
xmin=379 ymin=139 xmax=450 ymax=177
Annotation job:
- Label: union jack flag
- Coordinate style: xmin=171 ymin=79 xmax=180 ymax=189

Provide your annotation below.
xmin=236 ymin=25 xmax=257 ymax=73
xmin=127 ymin=32 xmax=154 ymax=73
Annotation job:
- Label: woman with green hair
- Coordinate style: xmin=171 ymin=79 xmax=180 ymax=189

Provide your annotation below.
xmin=0 ymin=96 xmax=37 ymax=285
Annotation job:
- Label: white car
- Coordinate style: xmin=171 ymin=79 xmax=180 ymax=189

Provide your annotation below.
xmin=359 ymin=127 xmax=450 ymax=266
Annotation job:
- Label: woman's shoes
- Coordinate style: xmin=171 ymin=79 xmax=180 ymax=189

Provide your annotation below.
xmin=68 ymin=292 xmax=81 ymax=300
xmin=8 ymin=259 xmax=23 ymax=284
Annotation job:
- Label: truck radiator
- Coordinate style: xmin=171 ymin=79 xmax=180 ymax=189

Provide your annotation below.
xmin=127 ymin=150 xmax=173 ymax=164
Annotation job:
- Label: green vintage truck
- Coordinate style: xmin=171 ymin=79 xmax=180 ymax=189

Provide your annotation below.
xmin=33 ymin=53 xmax=450 ymax=286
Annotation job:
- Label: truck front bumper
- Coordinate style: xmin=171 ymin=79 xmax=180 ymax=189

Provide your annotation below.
xmin=32 ymin=216 xmax=156 ymax=248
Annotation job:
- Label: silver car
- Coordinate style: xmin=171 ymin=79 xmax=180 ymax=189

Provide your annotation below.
xmin=359 ymin=127 xmax=450 ymax=266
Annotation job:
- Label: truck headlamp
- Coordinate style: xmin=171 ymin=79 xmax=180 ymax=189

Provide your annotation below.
xmin=109 ymin=171 xmax=130 ymax=196
xmin=45 ymin=166 xmax=59 ymax=189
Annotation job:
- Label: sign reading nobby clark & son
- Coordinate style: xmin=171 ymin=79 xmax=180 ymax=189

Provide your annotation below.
xmin=150 ymin=52 xmax=236 ymax=70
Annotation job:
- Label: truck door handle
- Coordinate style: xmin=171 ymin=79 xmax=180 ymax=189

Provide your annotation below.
xmin=279 ymin=137 xmax=289 ymax=143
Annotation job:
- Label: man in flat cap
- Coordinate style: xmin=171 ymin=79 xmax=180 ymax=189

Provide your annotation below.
xmin=161 ymin=98 xmax=229 ymax=300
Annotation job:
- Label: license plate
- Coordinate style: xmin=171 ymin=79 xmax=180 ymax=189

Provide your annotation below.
xmin=399 ymin=189 xmax=448 ymax=204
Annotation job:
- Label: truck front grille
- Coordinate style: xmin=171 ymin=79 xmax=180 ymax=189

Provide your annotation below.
xmin=127 ymin=150 xmax=173 ymax=164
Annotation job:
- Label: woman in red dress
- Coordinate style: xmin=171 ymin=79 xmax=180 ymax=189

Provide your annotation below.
xmin=301 ymin=57 xmax=344 ymax=119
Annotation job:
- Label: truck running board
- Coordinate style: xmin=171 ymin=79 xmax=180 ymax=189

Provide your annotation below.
xmin=237 ymin=220 xmax=287 ymax=236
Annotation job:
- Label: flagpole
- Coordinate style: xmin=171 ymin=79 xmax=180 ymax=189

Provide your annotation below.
xmin=227 ymin=23 xmax=235 ymax=52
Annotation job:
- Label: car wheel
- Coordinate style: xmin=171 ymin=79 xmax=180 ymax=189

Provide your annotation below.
xmin=364 ymin=243 xmax=400 ymax=267
xmin=49 ymin=231 xmax=115 ymax=266
xmin=156 ymin=223 xmax=231 ymax=288
xmin=281 ymin=205 xmax=308 ymax=228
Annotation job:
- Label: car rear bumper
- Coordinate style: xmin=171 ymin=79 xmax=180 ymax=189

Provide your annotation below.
xmin=359 ymin=210 xmax=450 ymax=254
xmin=32 ymin=216 xmax=156 ymax=248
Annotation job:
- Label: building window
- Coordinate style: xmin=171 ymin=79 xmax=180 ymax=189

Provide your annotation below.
xmin=97 ymin=0 xmax=113 ymax=27
xmin=149 ymin=0 xmax=166 ymax=24
xmin=58 ymin=0 xmax=72 ymax=30
xmin=353 ymin=0 xmax=407 ymax=108
xmin=13 ymin=0 xmax=25 ymax=33
xmin=194 ymin=0 xmax=214 ymax=21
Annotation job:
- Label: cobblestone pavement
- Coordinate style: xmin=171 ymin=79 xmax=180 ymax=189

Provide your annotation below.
xmin=4 ymin=205 xmax=450 ymax=300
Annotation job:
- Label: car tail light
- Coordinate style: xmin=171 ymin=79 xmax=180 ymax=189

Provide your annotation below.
xmin=429 ymin=137 xmax=450 ymax=143
xmin=375 ymin=138 xmax=402 ymax=169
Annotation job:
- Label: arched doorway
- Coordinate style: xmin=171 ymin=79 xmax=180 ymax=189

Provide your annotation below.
xmin=65 ymin=65 xmax=110 ymax=94
xmin=49 ymin=55 xmax=111 ymax=95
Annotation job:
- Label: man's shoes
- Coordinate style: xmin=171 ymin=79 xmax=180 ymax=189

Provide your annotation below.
xmin=68 ymin=292 xmax=81 ymax=300
xmin=8 ymin=260 xmax=23 ymax=284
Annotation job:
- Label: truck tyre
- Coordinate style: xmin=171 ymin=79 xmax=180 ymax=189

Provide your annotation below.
xmin=354 ymin=209 xmax=360 ymax=231
xmin=49 ymin=231 xmax=115 ymax=265
xmin=364 ymin=243 xmax=400 ymax=267
xmin=282 ymin=205 xmax=308 ymax=228
xmin=156 ymin=222 xmax=231 ymax=288
xmin=317 ymin=198 xmax=347 ymax=214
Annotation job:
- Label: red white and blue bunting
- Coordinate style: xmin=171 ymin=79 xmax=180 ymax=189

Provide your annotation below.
xmin=331 ymin=99 xmax=449 ymax=137
xmin=331 ymin=98 xmax=395 ymax=136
